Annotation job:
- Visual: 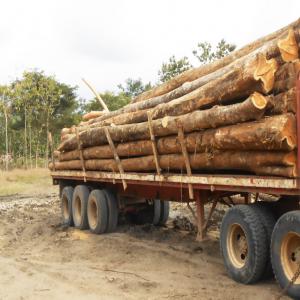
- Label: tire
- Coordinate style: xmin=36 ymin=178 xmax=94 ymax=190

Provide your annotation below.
xmin=72 ymin=185 xmax=89 ymax=230
xmin=251 ymin=203 xmax=276 ymax=279
xmin=61 ymin=186 xmax=74 ymax=226
xmin=103 ymin=189 xmax=119 ymax=233
xmin=159 ymin=200 xmax=169 ymax=225
xmin=271 ymin=211 xmax=300 ymax=299
xmin=220 ymin=204 xmax=268 ymax=284
xmin=87 ymin=190 xmax=108 ymax=234
xmin=134 ymin=199 xmax=161 ymax=225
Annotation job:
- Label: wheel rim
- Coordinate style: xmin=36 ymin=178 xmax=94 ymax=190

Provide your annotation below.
xmin=74 ymin=196 xmax=82 ymax=224
xmin=62 ymin=195 xmax=69 ymax=220
xmin=88 ymin=198 xmax=98 ymax=229
xmin=227 ymin=223 xmax=248 ymax=268
xmin=281 ymin=232 xmax=300 ymax=284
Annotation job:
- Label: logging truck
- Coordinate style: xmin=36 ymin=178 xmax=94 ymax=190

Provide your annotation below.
xmin=50 ymin=20 xmax=300 ymax=298
xmin=51 ymin=75 xmax=300 ymax=299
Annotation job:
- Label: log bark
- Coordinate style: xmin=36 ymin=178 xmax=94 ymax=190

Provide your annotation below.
xmin=50 ymin=150 xmax=297 ymax=178
xmin=131 ymin=19 xmax=300 ymax=104
xmin=87 ymin=54 xmax=278 ymax=129
xmin=58 ymin=93 xmax=268 ymax=151
xmin=82 ymin=111 xmax=105 ymax=121
xmin=57 ymin=114 xmax=296 ymax=161
xmin=267 ymin=88 xmax=296 ymax=114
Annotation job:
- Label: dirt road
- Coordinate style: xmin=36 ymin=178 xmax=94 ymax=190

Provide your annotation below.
xmin=0 ymin=186 xmax=287 ymax=300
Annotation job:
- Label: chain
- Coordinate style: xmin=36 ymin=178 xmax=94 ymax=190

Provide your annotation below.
xmin=276 ymin=262 xmax=300 ymax=300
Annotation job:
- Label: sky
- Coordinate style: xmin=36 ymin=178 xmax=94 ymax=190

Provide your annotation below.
xmin=0 ymin=0 xmax=299 ymax=100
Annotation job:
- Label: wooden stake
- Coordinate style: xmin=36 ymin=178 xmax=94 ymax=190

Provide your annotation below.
xmin=177 ymin=124 xmax=194 ymax=199
xmin=75 ymin=128 xmax=86 ymax=182
xmin=147 ymin=111 xmax=161 ymax=176
xmin=104 ymin=127 xmax=127 ymax=190
xmin=195 ymin=191 xmax=206 ymax=241
xmin=82 ymin=78 xmax=109 ymax=112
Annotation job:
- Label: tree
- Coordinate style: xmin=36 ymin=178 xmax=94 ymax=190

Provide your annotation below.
xmin=193 ymin=39 xmax=236 ymax=64
xmin=117 ymin=78 xmax=152 ymax=98
xmin=0 ymin=85 xmax=11 ymax=170
xmin=158 ymin=55 xmax=192 ymax=83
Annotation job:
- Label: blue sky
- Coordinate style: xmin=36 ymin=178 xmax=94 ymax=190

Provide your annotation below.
xmin=1 ymin=0 xmax=299 ymax=99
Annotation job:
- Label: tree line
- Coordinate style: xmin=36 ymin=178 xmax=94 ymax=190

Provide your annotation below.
xmin=0 ymin=40 xmax=235 ymax=170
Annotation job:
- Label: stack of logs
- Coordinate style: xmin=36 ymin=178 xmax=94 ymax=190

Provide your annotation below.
xmin=51 ymin=19 xmax=300 ymax=181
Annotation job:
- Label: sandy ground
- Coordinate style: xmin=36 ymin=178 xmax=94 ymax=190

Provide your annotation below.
xmin=0 ymin=184 xmax=289 ymax=299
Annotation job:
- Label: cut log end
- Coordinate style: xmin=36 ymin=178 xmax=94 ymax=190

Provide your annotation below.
xmin=254 ymin=54 xmax=278 ymax=93
xmin=250 ymin=92 xmax=267 ymax=109
xmin=277 ymin=29 xmax=299 ymax=62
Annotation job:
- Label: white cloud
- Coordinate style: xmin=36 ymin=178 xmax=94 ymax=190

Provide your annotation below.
xmin=0 ymin=0 xmax=299 ymax=99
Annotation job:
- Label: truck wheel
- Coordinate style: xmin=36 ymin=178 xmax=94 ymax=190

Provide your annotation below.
xmin=133 ymin=199 xmax=161 ymax=225
xmin=159 ymin=200 xmax=169 ymax=225
xmin=271 ymin=211 xmax=300 ymax=299
xmin=61 ymin=186 xmax=74 ymax=226
xmin=103 ymin=189 xmax=119 ymax=233
xmin=251 ymin=203 xmax=276 ymax=279
xmin=220 ymin=205 xmax=268 ymax=284
xmin=87 ymin=190 xmax=108 ymax=234
xmin=72 ymin=185 xmax=89 ymax=230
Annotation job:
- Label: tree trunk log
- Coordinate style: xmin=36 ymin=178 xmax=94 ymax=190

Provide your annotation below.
xmin=58 ymin=93 xmax=268 ymax=151
xmin=50 ymin=150 xmax=297 ymax=178
xmin=267 ymin=88 xmax=296 ymax=114
xmin=131 ymin=19 xmax=300 ymax=104
xmin=57 ymin=114 xmax=296 ymax=161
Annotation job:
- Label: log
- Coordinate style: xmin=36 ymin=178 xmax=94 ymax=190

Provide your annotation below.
xmin=50 ymin=150 xmax=297 ymax=178
xmin=267 ymin=88 xmax=296 ymax=114
xmin=58 ymin=93 xmax=268 ymax=151
xmin=82 ymin=111 xmax=105 ymax=121
xmin=85 ymin=53 xmax=278 ymax=129
xmin=87 ymin=32 xmax=294 ymax=127
xmin=57 ymin=114 xmax=296 ymax=161
xmin=131 ymin=19 xmax=300 ymax=104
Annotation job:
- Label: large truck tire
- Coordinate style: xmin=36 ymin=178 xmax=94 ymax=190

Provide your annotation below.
xmin=159 ymin=200 xmax=169 ymax=225
xmin=134 ymin=199 xmax=161 ymax=225
xmin=72 ymin=185 xmax=89 ymax=230
xmin=220 ymin=205 xmax=268 ymax=284
xmin=103 ymin=189 xmax=119 ymax=233
xmin=271 ymin=211 xmax=300 ymax=299
xmin=251 ymin=203 xmax=276 ymax=279
xmin=61 ymin=186 xmax=74 ymax=226
xmin=87 ymin=190 xmax=108 ymax=234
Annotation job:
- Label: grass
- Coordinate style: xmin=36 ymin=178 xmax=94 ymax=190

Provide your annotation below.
xmin=0 ymin=168 xmax=54 ymax=196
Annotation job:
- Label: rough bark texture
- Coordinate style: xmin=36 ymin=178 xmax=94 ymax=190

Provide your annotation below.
xmin=57 ymin=114 xmax=296 ymax=161
xmin=50 ymin=150 xmax=297 ymax=178
xmin=58 ymin=94 xmax=268 ymax=151
xmin=131 ymin=18 xmax=300 ymax=104
xmin=267 ymin=88 xmax=296 ymax=114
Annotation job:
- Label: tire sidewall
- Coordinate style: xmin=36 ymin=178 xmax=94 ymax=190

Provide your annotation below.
xmin=87 ymin=190 xmax=108 ymax=234
xmin=220 ymin=207 xmax=264 ymax=284
xmin=72 ymin=185 xmax=89 ymax=229
xmin=61 ymin=186 xmax=74 ymax=226
xmin=271 ymin=212 xmax=300 ymax=299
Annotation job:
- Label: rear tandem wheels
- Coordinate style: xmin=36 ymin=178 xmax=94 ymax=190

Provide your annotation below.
xmin=59 ymin=183 xmax=300 ymax=298
xmin=60 ymin=183 xmax=170 ymax=235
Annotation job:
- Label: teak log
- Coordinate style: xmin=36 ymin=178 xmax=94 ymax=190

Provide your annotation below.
xmin=57 ymin=114 xmax=296 ymax=161
xmin=87 ymin=30 xmax=296 ymax=127
xmin=58 ymin=93 xmax=268 ymax=151
xmin=50 ymin=150 xmax=297 ymax=178
xmin=82 ymin=111 xmax=105 ymax=121
xmin=267 ymin=88 xmax=296 ymax=114
xmin=131 ymin=19 xmax=300 ymax=104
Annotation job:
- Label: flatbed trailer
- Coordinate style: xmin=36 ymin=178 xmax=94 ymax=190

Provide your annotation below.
xmin=51 ymin=76 xmax=300 ymax=298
